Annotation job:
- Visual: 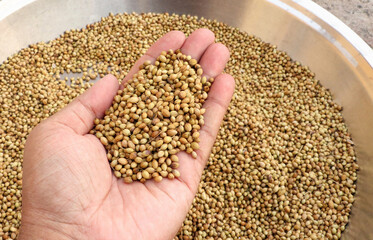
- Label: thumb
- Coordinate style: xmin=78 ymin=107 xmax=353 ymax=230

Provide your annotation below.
xmin=49 ymin=74 xmax=119 ymax=135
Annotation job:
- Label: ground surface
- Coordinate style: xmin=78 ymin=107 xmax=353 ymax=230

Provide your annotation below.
xmin=313 ymin=0 xmax=373 ymax=47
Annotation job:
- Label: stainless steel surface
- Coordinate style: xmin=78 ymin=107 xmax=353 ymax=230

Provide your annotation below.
xmin=0 ymin=0 xmax=372 ymax=238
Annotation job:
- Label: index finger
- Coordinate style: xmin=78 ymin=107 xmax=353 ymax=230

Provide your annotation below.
xmin=122 ymin=31 xmax=186 ymax=85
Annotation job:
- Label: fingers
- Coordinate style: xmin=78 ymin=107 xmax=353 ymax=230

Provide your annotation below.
xmin=172 ymin=39 xmax=234 ymax=189
xmin=195 ymin=42 xmax=232 ymax=170
xmin=199 ymin=43 xmax=230 ymax=78
xmin=122 ymin=31 xmax=186 ymax=85
xmin=180 ymin=28 xmax=215 ymax=61
xmin=197 ymin=74 xmax=235 ymax=170
xmin=175 ymin=73 xmax=234 ymax=192
xmin=49 ymin=74 xmax=119 ymax=135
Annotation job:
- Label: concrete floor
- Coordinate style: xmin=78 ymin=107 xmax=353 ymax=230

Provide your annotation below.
xmin=313 ymin=0 xmax=373 ymax=48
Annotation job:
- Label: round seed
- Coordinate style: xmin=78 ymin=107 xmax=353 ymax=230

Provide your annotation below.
xmin=100 ymin=137 xmax=108 ymax=145
xmin=154 ymin=176 xmax=163 ymax=182
xmin=142 ymin=170 xmax=150 ymax=179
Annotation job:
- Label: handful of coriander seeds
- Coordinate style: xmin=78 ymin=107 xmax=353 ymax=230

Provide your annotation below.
xmin=91 ymin=49 xmax=213 ymax=183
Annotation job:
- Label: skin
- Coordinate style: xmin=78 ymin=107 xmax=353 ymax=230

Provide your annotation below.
xmin=19 ymin=29 xmax=235 ymax=240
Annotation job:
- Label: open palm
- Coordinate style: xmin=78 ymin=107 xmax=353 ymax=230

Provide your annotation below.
xmin=20 ymin=29 xmax=235 ymax=240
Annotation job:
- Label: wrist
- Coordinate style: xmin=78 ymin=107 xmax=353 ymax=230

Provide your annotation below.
xmin=19 ymin=223 xmax=75 ymax=240
xmin=19 ymin=209 xmax=89 ymax=240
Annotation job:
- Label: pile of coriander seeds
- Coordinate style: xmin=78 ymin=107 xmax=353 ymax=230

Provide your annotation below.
xmin=91 ymin=50 xmax=212 ymax=183
xmin=0 ymin=12 xmax=358 ymax=240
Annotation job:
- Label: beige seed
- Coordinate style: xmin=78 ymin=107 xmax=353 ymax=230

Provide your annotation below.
xmin=179 ymin=91 xmax=187 ymax=99
xmin=171 ymin=155 xmax=179 ymax=162
xmin=154 ymin=176 xmax=163 ymax=182
xmin=142 ymin=170 xmax=150 ymax=179
xmin=158 ymin=151 xmax=165 ymax=158
xmin=172 ymin=170 xmax=181 ymax=177
xmin=160 ymin=171 xmax=168 ymax=178
xmin=167 ymin=129 xmax=178 ymax=136
xmin=197 ymin=68 xmax=203 ymax=75
xmin=189 ymin=59 xmax=197 ymax=66
xmin=114 ymin=171 xmax=122 ymax=178
xmin=137 ymin=84 xmax=145 ymax=92
xmin=110 ymin=160 xmax=118 ymax=168
xmin=123 ymin=129 xmax=131 ymax=136
xmin=146 ymin=167 xmax=155 ymax=174
xmin=162 ymin=109 xmax=171 ymax=118
xmin=159 ymin=55 xmax=167 ymax=62
xmin=124 ymin=177 xmax=133 ymax=183
xmin=128 ymin=96 xmax=139 ymax=103
xmin=191 ymin=142 xmax=199 ymax=150
xmin=185 ymin=123 xmax=192 ymax=132
xmin=192 ymin=132 xmax=199 ymax=138
xmin=100 ymin=137 xmax=108 ymax=145
xmin=164 ymin=136 xmax=172 ymax=143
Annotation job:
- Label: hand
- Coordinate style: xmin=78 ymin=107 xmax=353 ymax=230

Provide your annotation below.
xmin=19 ymin=29 xmax=235 ymax=240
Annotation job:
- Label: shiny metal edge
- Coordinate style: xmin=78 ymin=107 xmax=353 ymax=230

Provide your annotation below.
xmin=291 ymin=0 xmax=373 ymax=68
xmin=0 ymin=0 xmax=36 ymax=22
xmin=0 ymin=0 xmax=372 ymax=68
xmin=268 ymin=0 xmax=359 ymax=67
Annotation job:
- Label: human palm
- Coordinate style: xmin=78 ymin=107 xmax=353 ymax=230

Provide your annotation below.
xmin=20 ymin=29 xmax=235 ymax=240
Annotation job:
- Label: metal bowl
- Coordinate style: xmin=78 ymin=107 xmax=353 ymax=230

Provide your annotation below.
xmin=0 ymin=0 xmax=372 ymax=238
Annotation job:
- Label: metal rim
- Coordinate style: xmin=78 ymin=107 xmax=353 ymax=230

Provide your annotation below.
xmin=0 ymin=0 xmax=372 ymax=69
xmin=291 ymin=0 xmax=373 ymax=68
xmin=0 ymin=0 xmax=36 ymax=22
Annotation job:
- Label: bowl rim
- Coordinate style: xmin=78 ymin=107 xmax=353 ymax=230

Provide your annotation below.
xmin=289 ymin=0 xmax=373 ymax=68
xmin=0 ymin=0 xmax=372 ymax=69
